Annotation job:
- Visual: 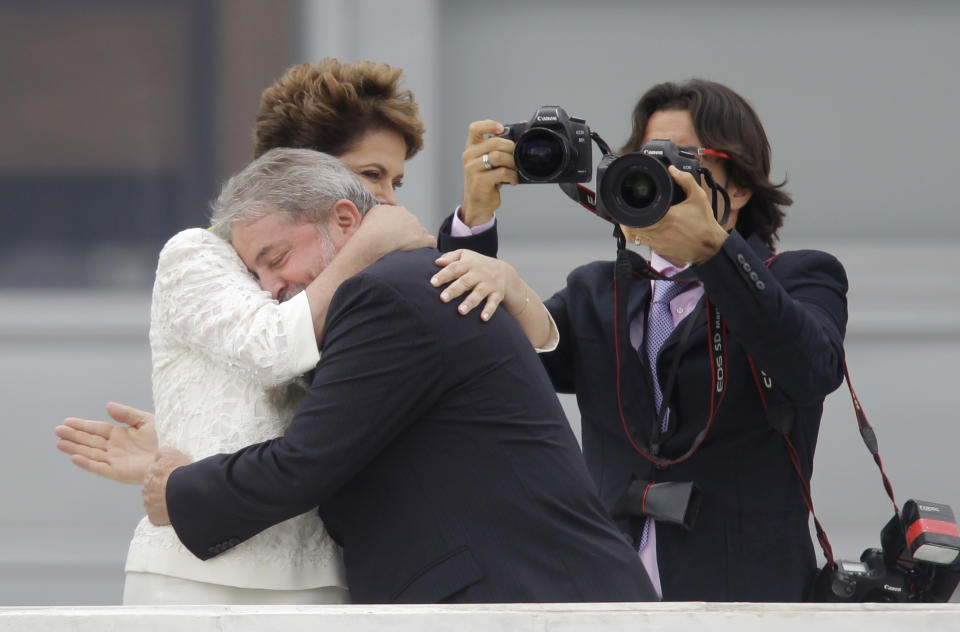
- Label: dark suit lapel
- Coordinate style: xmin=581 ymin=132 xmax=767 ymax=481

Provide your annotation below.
xmin=616 ymin=273 xmax=658 ymax=445
xmin=626 ymin=275 xmax=650 ymax=340
xmin=657 ymin=232 xmax=773 ymax=443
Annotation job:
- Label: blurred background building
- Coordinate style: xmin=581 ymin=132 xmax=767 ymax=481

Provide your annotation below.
xmin=1 ymin=0 xmax=957 ymax=605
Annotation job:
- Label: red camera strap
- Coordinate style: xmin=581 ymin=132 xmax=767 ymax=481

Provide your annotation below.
xmin=748 ymin=356 xmax=836 ymax=567
xmin=746 ymin=255 xmax=899 ymax=570
xmin=611 ymin=247 xmax=726 ymax=466
xmin=842 ymin=363 xmax=899 ymax=515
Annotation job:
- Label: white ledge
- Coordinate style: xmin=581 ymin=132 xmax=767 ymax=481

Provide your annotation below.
xmin=2 ymin=602 xmax=960 ymax=631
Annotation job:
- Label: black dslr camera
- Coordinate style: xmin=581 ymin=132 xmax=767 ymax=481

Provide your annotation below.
xmin=595 ymin=139 xmax=701 ymax=228
xmin=813 ymin=500 xmax=960 ymax=602
xmin=501 ymin=105 xmax=592 ymax=184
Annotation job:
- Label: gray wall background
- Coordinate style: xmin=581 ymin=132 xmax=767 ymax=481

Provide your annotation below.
xmin=3 ymin=0 xmax=958 ymax=605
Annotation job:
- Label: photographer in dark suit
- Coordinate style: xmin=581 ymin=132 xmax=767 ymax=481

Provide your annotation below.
xmin=433 ymin=80 xmax=848 ymax=601
xmin=141 ymin=148 xmax=656 ymax=604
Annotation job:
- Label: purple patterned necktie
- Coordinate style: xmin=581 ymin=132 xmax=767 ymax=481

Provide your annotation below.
xmin=638 ymin=278 xmax=685 ymax=553
xmin=645 ymin=279 xmax=686 ymax=431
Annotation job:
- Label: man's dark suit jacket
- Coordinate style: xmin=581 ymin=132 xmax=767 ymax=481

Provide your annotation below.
xmin=441 ymin=219 xmax=848 ymax=601
xmin=165 ymin=247 xmax=656 ymax=604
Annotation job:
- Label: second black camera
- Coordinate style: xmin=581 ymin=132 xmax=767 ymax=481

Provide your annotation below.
xmin=596 ymin=140 xmax=701 ymax=228
xmin=501 ymin=105 xmax=592 ymax=184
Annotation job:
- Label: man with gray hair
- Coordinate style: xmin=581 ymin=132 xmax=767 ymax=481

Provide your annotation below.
xmin=209 ymin=148 xmax=379 ymax=303
xmin=143 ymin=147 xmax=657 ymax=604
xmin=211 ymin=147 xmax=379 ymax=234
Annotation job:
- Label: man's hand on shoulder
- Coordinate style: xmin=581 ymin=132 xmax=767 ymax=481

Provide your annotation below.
xmin=142 ymin=447 xmax=192 ymax=526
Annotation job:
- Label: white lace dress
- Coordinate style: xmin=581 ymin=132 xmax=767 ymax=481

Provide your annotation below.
xmin=123 ymin=228 xmax=345 ymax=591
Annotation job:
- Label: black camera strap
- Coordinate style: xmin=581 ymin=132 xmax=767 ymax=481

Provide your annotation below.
xmin=591 ymin=130 xmax=613 ymax=156
xmin=700 ymin=169 xmax=732 ymax=228
xmin=611 ymin=246 xmax=728 ymax=466
xmin=745 ymin=255 xmax=900 ymax=570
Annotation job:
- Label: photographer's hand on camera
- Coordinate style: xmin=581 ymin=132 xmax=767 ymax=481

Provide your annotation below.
xmin=460 ymin=120 xmax=518 ymax=227
xmin=626 ymin=165 xmax=731 ymax=266
xmin=432 ymin=249 xmax=554 ymax=350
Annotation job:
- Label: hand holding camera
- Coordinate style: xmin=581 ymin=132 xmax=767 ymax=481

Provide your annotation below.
xmin=623 ymin=165 xmax=731 ymax=265
xmin=499 ymin=105 xmax=593 ymax=184
xmin=460 ymin=119 xmax=519 ymax=227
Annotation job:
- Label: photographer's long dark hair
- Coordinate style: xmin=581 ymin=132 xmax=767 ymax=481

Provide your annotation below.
xmin=621 ymin=79 xmax=791 ymax=250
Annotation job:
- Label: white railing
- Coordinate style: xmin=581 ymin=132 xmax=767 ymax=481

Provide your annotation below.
xmin=2 ymin=602 xmax=960 ymax=632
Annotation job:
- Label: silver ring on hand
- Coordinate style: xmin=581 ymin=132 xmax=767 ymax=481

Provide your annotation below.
xmin=481 ymin=153 xmax=494 ymax=170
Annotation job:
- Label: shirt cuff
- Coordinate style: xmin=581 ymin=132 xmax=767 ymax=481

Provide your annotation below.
xmin=534 ymin=310 xmax=560 ymax=354
xmin=451 ymin=206 xmax=496 ymax=236
xmin=280 ymin=291 xmax=321 ymax=372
